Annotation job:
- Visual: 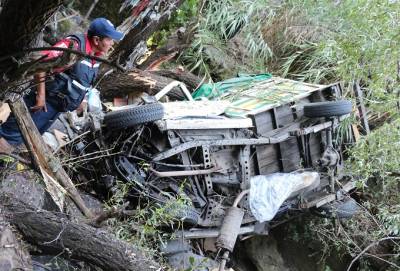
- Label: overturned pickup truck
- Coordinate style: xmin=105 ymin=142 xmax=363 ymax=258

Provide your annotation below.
xmin=73 ymin=76 xmax=357 ymax=268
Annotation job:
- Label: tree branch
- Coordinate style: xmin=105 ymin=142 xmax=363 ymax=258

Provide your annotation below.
xmin=347 ymin=237 xmax=400 ymax=271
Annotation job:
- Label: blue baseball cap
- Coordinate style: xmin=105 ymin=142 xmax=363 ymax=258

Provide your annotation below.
xmin=88 ymin=18 xmax=124 ymax=41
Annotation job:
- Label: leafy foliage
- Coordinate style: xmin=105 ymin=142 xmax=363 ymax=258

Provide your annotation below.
xmin=347 ymin=119 xmax=400 ymax=235
xmin=104 ymin=180 xmax=193 ymax=261
xmin=348 ymin=119 xmax=400 ymax=185
xmin=179 ymin=0 xmax=272 ymax=80
xmin=147 ymin=0 xmax=199 ymax=48
xmin=178 ymin=0 xmax=400 ymax=114
xmin=264 ymin=0 xmax=400 ymax=113
xmin=304 ymin=120 xmax=400 ymax=269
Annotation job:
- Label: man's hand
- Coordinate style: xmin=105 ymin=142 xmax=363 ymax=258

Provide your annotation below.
xmin=30 ymin=94 xmax=47 ymax=112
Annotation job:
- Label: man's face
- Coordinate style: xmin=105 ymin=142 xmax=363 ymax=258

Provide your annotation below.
xmin=92 ymin=36 xmax=114 ymax=55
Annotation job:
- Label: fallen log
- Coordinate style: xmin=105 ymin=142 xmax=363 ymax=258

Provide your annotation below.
xmin=99 ymin=68 xmax=201 ymax=100
xmin=0 ymin=193 xmax=160 ymax=271
xmin=0 ymin=212 xmax=32 ymax=271
xmin=151 ymin=69 xmax=202 ymax=90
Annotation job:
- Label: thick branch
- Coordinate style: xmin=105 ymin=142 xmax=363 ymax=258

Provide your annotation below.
xmin=347 ymin=237 xmax=400 ymax=271
xmin=99 ymin=68 xmax=201 ymax=99
xmin=152 ymin=69 xmax=202 ymax=90
xmin=111 ymin=0 xmax=185 ymax=67
xmin=10 ymin=99 xmax=93 ymax=218
xmin=0 ymin=0 xmax=62 ymax=86
xmin=0 ymin=193 xmax=159 ymax=271
xmin=139 ymin=27 xmax=194 ymax=70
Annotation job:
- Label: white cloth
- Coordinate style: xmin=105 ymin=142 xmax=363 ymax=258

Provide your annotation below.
xmin=249 ymin=172 xmax=320 ymax=222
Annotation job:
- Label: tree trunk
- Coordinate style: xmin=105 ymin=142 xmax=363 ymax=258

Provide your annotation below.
xmin=99 ymin=68 xmax=201 ymax=100
xmin=84 ymin=0 xmax=99 ymax=21
xmin=111 ymin=0 xmax=185 ymax=68
xmin=152 ymin=69 xmax=202 ymax=90
xmin=0 ymin=193 xmax=159 ymax=271
xmin=0 ymin=0 xmax=62 ymax=92
xmin=138 ymin=27 xmax=194 ymax=70
xmin=0 ymin=213 xmax=32 ymax=271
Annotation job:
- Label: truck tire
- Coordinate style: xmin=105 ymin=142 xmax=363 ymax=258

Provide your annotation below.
xmin=104 ymin=103 xmax=164 ymax=129
xmin=304 ymin=100 xmax=352 ymax=118
xmin=167 ymin=204 xmax=199 ymax=226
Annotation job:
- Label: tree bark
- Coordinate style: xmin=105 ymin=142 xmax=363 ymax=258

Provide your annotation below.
xmin=152 ymin=69 xmax=202 ymax=90
xmin=0 ymin=193 xmax=159 ymax=271
xmin=99 ymin=68 xmax=201 ymax=100
xmin=138 ymin=27 xmax=194 ymax=70
xmin=0 ymin=0 xmax=62 ymax=92
xmin=111 ymin=0 xmax=185 ymax=67
xmin=9 ymin=98 xmax=93 ymax=218
xmin=0 ymin=212 xmax=32 ymax=271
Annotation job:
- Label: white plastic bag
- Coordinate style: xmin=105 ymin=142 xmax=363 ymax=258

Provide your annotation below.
xmin=249 ymin=172 xmax=320 ymax=222
xmin=87 ymin=88 xmax=102 ymax=113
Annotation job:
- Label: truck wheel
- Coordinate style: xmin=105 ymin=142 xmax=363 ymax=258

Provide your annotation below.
xmin=104 ymin=103 xmax=164 ymax=129
xmin=304 ymin=100 xmax=352 ymax=118
xmin=167 ymin=204 xmax=199 ymax=226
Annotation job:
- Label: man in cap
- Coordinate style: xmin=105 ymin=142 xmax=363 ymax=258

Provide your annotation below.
xmin=0 ymin=18 xmax=123 ymax=153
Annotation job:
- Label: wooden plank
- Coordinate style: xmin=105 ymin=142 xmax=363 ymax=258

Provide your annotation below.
xmin=259 ymin=163 xmax=280 ymax=174
xmin=253 ymin=110 xmax=274 ymax=135
xmin=256 ymin=145 xmax=279 ymax=167
xmin=280 ymin=137 xmax=301 ymax=172
xmin=10 ymin=99 xmax=93 ymax=218
xmin=277 ymin=112 xmax=294 ymax=126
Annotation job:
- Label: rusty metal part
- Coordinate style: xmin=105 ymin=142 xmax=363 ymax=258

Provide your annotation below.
xmin=290 ymin=117 xmax=341 ymax=136
xmin=152 ymin=115 xmax=349 ymax=162
xmin=319 ymin=147 xmax=339 ymax=167
xmin=216 ymin=206 xmax=244 ymax=252
xmin=181 ymin=225 xmax=255 ymax=239
xmin=202 ymin=146 xmax=213 ymax=195
xmin=216 ymin=190 xmax=249 ymax=270
xmin=239 ymin=146 xmax=251 ymax=189
xmin=233 ymin=190 xmax=250 ymax=207
xmin=148 ymin=166 xmax=220 ymax=177
xmin=152 ymin=136 xmax=288 ymax=161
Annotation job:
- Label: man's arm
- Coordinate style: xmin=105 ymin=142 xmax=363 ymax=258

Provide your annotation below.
xmin=30 ymin=38 xmax=79 ymax=112
xmin=31 ymin=71 xmax=47 ymax=112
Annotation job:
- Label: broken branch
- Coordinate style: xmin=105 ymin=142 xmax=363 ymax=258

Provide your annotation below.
xmin=9 ymin=98 xmax=94 ymax=218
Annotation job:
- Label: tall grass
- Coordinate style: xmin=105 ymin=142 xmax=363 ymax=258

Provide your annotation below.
xmin=180 ymin=0 xmax=400 ymax=113
xmin=180 ymin=0 xmax=273 ymax=80
xmin=267 ymin=0 xmax=400 ymax=113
